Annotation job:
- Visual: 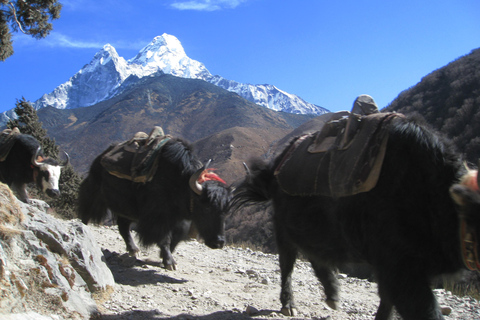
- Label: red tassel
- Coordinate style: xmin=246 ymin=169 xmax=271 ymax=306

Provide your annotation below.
xmin=198 ymin=169 xmax=226 ymax=185
xmin=462 ymin=170 xmax=479 ymax=191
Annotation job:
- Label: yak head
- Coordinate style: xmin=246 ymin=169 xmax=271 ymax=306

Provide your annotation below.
xmin=31 ymin=147 xmax=70 ymax=198
xmin=450 ymin=166 xmax=480 ymax=272
xmin=189 ymin=160 xmax=231 ymax=249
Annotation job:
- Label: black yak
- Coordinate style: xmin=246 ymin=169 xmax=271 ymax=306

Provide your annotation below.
xmin=232 ymin=113 xmax=480 ymax=320
xmin=78 ymin=135 xmax=231 ymax=270
xmin=0 ymin=128 xmax=69 ymax=203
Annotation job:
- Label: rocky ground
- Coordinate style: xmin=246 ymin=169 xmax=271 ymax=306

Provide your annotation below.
xmin=90 ymin=225 xmax=479 ymax=320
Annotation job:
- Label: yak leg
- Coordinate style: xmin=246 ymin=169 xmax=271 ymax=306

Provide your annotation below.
xmin=11 ymin=182 xmax=28 ymax=203
xmin=376 ymin=269 xmax=443 ymax=320
xmin=375 ymin=273 xmax=394 ymax=320
xmin=159 ymin=232 xmax=176 ymax=271
xmin=309 ymin=260 xmax=340 ymax=310
xmin=277 ymin=234 xmax=298 ymax=316
xmin=159 ymin=220 xmax=192 ymax=271
xmin=375 ymin=298 xmax=394 ymax=320
xmin=170 ymin=220 xmax=192 ymax=252
xmin=117 ymin=217 xmax=140 ymax=256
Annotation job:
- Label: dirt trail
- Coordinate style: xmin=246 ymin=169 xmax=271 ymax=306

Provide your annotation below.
xmin=91 ymin=225 xmax=479 ymax=320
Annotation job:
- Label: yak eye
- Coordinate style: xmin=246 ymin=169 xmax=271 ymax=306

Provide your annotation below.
xmin=39 ymin=167 xmax=50 ymax=179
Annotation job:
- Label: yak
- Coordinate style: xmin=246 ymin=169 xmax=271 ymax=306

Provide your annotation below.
xmin=0 ymin=128 xmax=69 ymax=203
xmin=122 ymin=218 xmax=196 ymax=270
xmin=232 ymin=113 xmax=480 ymax=320
xmin=78 ymin=136 xmax=232 ymax=270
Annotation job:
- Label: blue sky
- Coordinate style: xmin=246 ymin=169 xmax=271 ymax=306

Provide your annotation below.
xmin=1 ymin=0 xmax=479 ymax=114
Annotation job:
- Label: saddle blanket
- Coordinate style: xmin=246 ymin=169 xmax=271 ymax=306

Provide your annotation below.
xmin=100 ymin=127 xmax=171 ymax=183
xmin=275 ymin=112 xmax=401 ymax=198
xmin=0 ymin=127 xmax=20 ymax=162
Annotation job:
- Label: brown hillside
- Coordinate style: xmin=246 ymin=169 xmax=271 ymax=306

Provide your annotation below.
xmin=385 ymin=47 xmax=480 ymax=164
xmin=38 ymin=74 xmax=313 ymax=174
xmin=193 ymin=126 xmax=291 ymax=185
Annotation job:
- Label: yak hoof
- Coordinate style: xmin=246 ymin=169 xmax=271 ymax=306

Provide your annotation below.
xmin=165 ymin=263 xmax=177 ymax=271
xmin=281 ymin=307 xmax=297 ymax=317
xmin=326 ymin=299 xmax=339 ymax=310
xmin=128 ymin=249 xmax=140 ymax=257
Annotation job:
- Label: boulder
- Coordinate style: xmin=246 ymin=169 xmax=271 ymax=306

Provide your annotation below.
xmin=0 ymin=183 xmax=115 ymax=319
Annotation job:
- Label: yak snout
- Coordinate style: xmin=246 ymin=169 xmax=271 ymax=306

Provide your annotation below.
xmin=46 ymin=188 xmax=60 ymax=198
xmin=205 ymin=235 xmax=225 ymax=249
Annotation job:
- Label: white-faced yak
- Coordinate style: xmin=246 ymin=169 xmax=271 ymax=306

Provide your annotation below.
xmin=78 ymin=134 xmax=232 ymax=270
xmin=0 ymin=128 xmax=69 ymax=203
xmin=232 ymin=112 xmax=480 ymax=320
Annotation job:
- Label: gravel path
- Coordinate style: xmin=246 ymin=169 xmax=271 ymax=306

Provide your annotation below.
xmin=90 ymin=225 xmax=479 ymax=320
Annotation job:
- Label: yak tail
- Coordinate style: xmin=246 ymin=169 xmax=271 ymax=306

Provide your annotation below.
xmin=77 ymin=155 xmax=109 ymax=225
xmin=230 ymin=158 xmax=274 ymax=211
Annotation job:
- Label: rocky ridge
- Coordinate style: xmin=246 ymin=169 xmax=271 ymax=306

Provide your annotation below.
xmin=0 ymin=183 xmax=114 ymax=319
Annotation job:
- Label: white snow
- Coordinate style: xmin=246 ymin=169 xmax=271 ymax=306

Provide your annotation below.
xmin=26 ymin=33 xmax=327 ymax=116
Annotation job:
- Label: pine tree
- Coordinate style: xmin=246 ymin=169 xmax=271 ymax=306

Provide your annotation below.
xmin=7 ymin=97 xmax=58 ymax=156
xmin=7 ymin=97 xmax=81 ymax=219
xmin=0 ymin=0 xmax=62 ymax=61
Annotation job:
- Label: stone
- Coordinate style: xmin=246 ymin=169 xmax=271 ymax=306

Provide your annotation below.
xmin=245 ymin=305 xmax=259 ymax=315
xmin=0 ymin=183 xmax=115 ymax=319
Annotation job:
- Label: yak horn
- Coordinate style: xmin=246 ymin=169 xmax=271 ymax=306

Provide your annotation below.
xmin=243 ymin=162 xmax=250 ymax=175
xmin=189 ymin=159 xmax=212 ymax=195
xmin=31 ymin=147 xmax=44 ymax=167
xmin=243 ymin=162 xmax=252 ymax=184
xmin=60 ymin=151 xmax=70 ymax=167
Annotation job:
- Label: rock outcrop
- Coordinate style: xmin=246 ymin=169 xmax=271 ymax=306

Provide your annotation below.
xmin=0 ymin=183 xmax=114 ymax=319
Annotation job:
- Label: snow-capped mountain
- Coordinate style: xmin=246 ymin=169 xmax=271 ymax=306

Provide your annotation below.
xmin=32 ymin=34 xmax=327 ymax=115
xmin=35 ymin=44 xmax=131 ymax=110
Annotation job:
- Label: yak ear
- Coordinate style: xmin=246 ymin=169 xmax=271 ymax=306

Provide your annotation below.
xmin=450 ymin=184 xmax=470 ymax=207
xmin=189 ymin=160 xmax=212 ymax=195
xmin=450 ymin=183 xmax=480 ymax=209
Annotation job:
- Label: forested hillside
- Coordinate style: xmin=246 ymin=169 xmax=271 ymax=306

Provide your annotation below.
xmin=385 ymin=48 xmax=480 ymax=164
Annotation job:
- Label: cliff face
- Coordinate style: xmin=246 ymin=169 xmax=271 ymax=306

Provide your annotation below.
xmin=0 ymin=183 xmax=114 ymax=319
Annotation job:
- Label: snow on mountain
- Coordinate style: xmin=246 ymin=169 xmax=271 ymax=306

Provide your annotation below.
xmin=208 ymin=76 xmax=323 ymax=114
xmin=33 ymin=44 xmax=131 ymax=110
xmin=29 ymin=33 xmax=327 ymax=116
xmin=129 ymin=34 xmax=211 ymax=80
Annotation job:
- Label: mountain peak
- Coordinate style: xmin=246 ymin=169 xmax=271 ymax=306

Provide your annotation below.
xmin=21 ymin=33 xmax=327 ymax=117
xmin=129 ymin=33 xmax=210 ymax=79
xmin=102 ymin=43 xmax=116 ymax=53
xmin=96 ymin=44 xmax=118 ymax=60
xmin=151 ymin=33 xmax=185 ymax=55
xmin=130 ymin=33 xmax=186 ymax=66
xmin=79 ymin=43 xmax=124 ymax=75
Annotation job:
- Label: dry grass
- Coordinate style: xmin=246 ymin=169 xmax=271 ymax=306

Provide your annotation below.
xmin=443 ymin=277 xmax=480 ymax=301
xmin=0 ymin=183 xmax=24 ymax=241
